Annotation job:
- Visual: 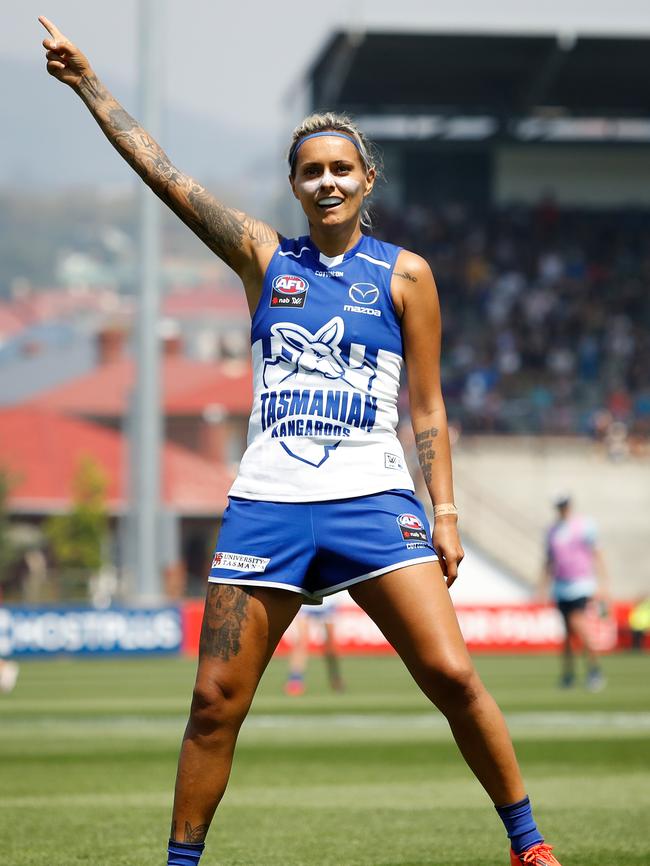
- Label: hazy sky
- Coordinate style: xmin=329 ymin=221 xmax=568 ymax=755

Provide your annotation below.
xmin=9 ymin=0 xmax=649 ymax=135
xmin=5 ymin=1 xmax=649 ymax=203
xmin=10 ymin=0 xmax=365 ymax=138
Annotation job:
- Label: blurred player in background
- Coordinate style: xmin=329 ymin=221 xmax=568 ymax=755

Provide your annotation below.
xmin=285 ymin=596 xmax=345 ymax=696
xmin=41 ymin=15 xmax=564 ymax=866
xmin=541 ymin=495 xmax=610 ymax=691
xmin=0 ymin=659 xmax=19 ymax=694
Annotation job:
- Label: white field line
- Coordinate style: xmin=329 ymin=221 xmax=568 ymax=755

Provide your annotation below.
xmin=2 ymin=772 xmax=650 ymax=812
xmin=1 ymin=711 xmax=650 ymax=741
xmin=246 ymin=711 xmax=650 ymax=730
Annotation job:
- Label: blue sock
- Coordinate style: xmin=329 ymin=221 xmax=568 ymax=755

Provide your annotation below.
xmin=495 ymin=795 xmax=544 ymax=855
xmin=167 ymin=839 xmax=205 ymax=866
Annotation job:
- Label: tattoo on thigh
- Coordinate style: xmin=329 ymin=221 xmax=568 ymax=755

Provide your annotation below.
xmin=199 ymin=584 xmax=253 ymax=660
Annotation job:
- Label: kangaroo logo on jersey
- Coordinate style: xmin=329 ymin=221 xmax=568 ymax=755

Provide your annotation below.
xmin=261 ymin=316 xmax=379 ymax=468
xmin=349 ymin=283 xmax=379 ymax=305
xmin=397 ymin=512 xmax=428 ymax=542
xmin=263 ymin=317 xmax=376 ymax=391
xmin=270 ymin=275 xmax=309 ymax=308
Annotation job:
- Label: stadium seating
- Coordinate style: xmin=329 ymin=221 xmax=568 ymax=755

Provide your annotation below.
xmin=376 ymin=201 xmax=650 ymax=444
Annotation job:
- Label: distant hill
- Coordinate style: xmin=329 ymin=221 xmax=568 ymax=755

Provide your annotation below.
xmin=1 ymin=57 xmax=275 ymax=202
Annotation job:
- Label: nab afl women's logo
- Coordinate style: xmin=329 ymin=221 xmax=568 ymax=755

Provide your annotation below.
xmin=271 ymin=275 xmax=309 ymax=308
xmin=397 ymin=512 xmax=428 ymax=542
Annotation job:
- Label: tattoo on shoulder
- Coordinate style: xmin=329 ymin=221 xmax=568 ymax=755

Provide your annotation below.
xmin=186 ymin=192 xmax=279 ymax=259
xmin=394 ymin=270 xmax=418 ymax=283
xmin=199 ymin=584 xmax=253 ymax=660
xmin=415 ymin=426 xmax=439 ymax=486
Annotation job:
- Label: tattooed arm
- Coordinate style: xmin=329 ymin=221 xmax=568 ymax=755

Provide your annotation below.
xmin=39 ymin=16 xmax=279 ymax=293
xmin=393 ymin=249 xmax=464 ymax=586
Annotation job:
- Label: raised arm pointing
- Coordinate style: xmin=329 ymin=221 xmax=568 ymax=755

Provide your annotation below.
xmin=39 ymin=16 xmax=280 ymax=297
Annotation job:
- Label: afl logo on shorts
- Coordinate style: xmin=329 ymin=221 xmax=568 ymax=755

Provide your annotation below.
xmin=271 ymin=274 xmax=309 ymax=308
xmin=397 ymin=512 xmax=428 ymax=542
xmin=349 ymin=283 xmax=379 ymax=305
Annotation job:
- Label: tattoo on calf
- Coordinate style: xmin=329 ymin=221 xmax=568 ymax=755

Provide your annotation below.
xmin=184 ymin=821 xmax=209 ymax=844
xmin=415 ymin=426 xmax=439 ymax=486
xmin=170 ymin=818 xmax=209 ymax=844
xmin=199 ymin=584 xmax=253 ymax=660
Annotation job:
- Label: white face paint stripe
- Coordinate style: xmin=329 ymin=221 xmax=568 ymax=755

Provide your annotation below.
xmin=295 ymin=170 xmax=361 ymax=199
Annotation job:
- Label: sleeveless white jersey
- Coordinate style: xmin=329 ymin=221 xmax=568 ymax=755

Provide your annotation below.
xmin=229 ymin=233 xmax=415 ymax=501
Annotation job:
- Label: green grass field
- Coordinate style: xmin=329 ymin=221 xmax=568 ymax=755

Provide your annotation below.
xmin=1 ymin=652 xmax=649 ymax=866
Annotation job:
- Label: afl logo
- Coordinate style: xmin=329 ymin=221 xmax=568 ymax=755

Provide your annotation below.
xmin=349 ymin=282 xmax=379 ymax=305
xmin=397 ymin=512 xmax=428 ymax=542
xmin=273 ymin=275 xmax=309 ymax=295
xmin=398 ymin=513 xmax=424 ymax=531
xmin=271 ymin=275 xmax=309 ymax=308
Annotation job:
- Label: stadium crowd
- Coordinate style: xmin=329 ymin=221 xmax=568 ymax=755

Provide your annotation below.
xmin=376 ymin=199 xmax=650 ymax=450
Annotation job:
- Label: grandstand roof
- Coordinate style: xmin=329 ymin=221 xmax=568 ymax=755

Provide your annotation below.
xmin=310 ymin=32 xmax=650 ymax=121
xmin=0 ymin=407 xmax=233 ymax=516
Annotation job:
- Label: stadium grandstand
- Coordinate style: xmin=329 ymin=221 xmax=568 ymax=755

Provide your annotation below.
xmin=301 ymin=23 xmax=650 ymax=592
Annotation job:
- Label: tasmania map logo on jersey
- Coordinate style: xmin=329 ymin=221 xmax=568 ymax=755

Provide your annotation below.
xmin=270 ymin=274 xmax=309 ymax=308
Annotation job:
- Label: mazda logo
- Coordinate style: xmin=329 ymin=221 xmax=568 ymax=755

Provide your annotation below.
xmin=349 ymin=283 xmax=379 ymax=305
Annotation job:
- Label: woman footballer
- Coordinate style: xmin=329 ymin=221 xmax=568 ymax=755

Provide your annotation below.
xmin=40 ymin=16 xmax=562 ymax=866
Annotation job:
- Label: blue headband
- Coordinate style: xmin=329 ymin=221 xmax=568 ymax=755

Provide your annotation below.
xmin=289 ymin=131 xmax=362 ymax=171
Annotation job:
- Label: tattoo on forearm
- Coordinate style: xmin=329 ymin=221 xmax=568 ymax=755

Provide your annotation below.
xmin=415 ymin=426 xmax=438 ymax=485
xmin=394 ymin=271 xmax=418 ymax=283
xmin=78 ymin=73 xmax=106 ymax=102
xmin=77 ymin=74 xmax=278 ymax=266
xmin=107 ymin=106 xmax=139 ymax=133
xmin=199 ymin=584 xmax=253 ymax=660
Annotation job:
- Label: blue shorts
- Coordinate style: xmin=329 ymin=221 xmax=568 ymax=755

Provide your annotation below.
xmin=208 ymin=489 xmax=438 ymax=604
xmin=557 ymin=596 xmax=591 ymax=617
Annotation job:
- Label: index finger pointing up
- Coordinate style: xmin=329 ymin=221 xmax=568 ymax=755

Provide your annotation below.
xmin=38 ymin=15 xmax=64 ymax=41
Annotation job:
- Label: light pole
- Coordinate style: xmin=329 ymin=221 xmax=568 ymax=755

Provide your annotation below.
xmin=132 ymin=0 xmax=164 ymax=600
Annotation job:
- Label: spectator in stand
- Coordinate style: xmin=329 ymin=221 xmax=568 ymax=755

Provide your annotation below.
xmin=539 ymin=495 xmax=610 ymax=691
xmin=372 ymin=201 xmax=650 ymax=439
